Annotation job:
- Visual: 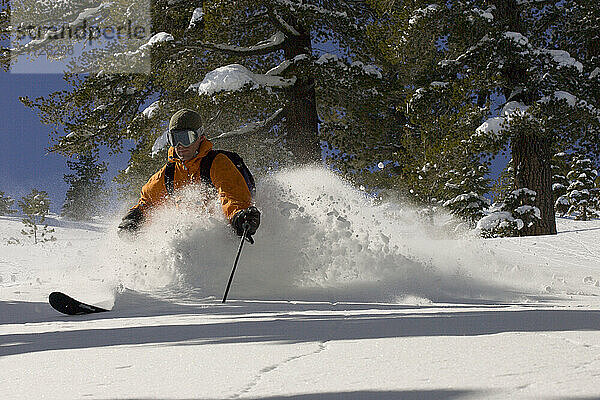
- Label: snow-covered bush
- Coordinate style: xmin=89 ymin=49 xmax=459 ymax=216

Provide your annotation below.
xmin=477 ymin=188 xmax=541 ymax=237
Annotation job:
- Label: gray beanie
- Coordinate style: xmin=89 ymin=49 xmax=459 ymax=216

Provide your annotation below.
xmin=169 ymin=109 xmax=202 ymax=131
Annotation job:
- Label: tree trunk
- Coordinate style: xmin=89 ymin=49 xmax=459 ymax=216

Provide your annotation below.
xmin=512 ymin=132 xmax=557 ymax=236
xmin=282 ymin=25 xmax=320 ymax=164
xmin=495 ymin=0 xmax=556 ymax=236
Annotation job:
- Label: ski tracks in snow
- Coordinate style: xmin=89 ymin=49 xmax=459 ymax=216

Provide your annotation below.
xmin=230 ymin=340 xmax=330 ymax=399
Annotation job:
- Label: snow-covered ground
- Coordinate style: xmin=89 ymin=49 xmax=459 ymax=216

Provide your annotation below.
xmin=1 ymin=167 xmax=600 ymax=399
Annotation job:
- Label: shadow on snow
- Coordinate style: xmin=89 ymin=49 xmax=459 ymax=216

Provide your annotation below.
xmin=98 ymin=389 xmax=486 ymax=400
xmin=1 ymin=290 xmax=600 ymax=357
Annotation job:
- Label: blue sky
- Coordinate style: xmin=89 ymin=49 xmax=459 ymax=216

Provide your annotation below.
xmin=0 ymin=71 xmax=128 ymax=213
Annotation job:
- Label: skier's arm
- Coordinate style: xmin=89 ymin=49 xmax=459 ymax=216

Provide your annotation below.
xmin=136 ymin=166 xmax=169 ymax=212
xmin=209 ymin=153 xmax=253 ymax=221
xmin=118 ymin=166 xmax=168 ymax=236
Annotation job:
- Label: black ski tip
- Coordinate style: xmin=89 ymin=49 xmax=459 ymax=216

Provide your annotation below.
xmin=49 ymin=291 xmax=109 ymax=315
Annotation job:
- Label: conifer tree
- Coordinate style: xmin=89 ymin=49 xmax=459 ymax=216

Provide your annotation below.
xmin=566 ymin=157 xmax=599 ymax=220
xmin=18 ymin=190 xmax=55 ymax=244
xmin=62 ymin=152 xmax=109 ymax=220
xmin=0 ymin=191 xmax=17 ymax=215
xmin=443 ymin=164 xmax=490 ymax=226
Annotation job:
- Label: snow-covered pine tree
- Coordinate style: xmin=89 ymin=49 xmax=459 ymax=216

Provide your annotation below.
xmin=62 ymin=152 xmax=109 ymax=220
xmin=443 ymin=164 xmax=490 ymax=226
xmin=0 ymin=191 xmax=17 ymax=215
xmin=374 ymin=0 xmax=600 ymax=236
xmin=565 ymin=157 xmax=599 ymax=220
xmin=18 ymin=190 xmax=55 ymax=244
xmin=552 ymin=152 xmax=572 ymax=216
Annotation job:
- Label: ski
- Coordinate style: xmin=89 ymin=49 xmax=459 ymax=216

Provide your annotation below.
xmin=49 ymin=291 xmax=110 ymax=315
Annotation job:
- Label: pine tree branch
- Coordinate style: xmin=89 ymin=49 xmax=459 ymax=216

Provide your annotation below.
xmin=439 ymin=34 xmax=491 ymax=68
xmin=266 ymin=54 xmax=307 ymax=76
xmin=269 ymin=0 xmax=350 ymax=20
xmin=510 ymin=0 xmax=556 ymax=6
xmin=266 ymin=6 xmax=300 ymax=36
xmin=210 ymin=108 xmax=284 ymax=141
xmin=182 ymin=31 xmax=286 ymax=56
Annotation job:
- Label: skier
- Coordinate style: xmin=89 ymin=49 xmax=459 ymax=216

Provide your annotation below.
xmin=117 ymin=108 xmax=261 ymax=242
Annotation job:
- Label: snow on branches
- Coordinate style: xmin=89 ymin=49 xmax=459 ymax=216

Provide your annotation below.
xmin=475 ymin=101 xmax=529 ymax=138
xmin=112 ymin=32 xmax=174 ymax=61
xmin=188 ymin=52 xmax=381 ymax=98
xmin=409 ymin=4 xmax=439 ymax=25
xmin=206 ymin=31 xmax=286 ymax=55
xmin=142 ymin=101 xmax=161 ymax=119
xmin=187 ymin=64 xmax=297 ymax=96
xmin=540 ymin=49 xmax=584 ymax=73
xmin=476 ymin=89 xmax=600 ymax=140
xmin=188 ymin=7 xmax=204 ymax=29
xmin=315 ymin=53 xmax=382 ymax=78
xmin=270 ymin=0 xmax=349 ymax=19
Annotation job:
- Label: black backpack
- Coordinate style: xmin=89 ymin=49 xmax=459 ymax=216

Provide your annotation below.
xmin=165 ymin=150 xmax=255 ymax=197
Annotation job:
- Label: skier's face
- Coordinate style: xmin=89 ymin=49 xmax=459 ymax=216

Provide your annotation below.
xmin=176 ymin=135 xmax=204 ymax=161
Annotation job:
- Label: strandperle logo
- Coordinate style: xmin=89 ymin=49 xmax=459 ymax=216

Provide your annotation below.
xmin=10 ymin=0 xmax=152 ymax=74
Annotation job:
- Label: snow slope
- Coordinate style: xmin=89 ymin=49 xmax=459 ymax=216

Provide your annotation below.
xmin=1 ymin=167 xmax=600 ymax=399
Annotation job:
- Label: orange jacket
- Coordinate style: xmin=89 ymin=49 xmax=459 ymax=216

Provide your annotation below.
xmin=132 ymin=138 xmax=252 ymax=221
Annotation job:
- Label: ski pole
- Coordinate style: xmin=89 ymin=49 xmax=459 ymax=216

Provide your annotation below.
xmin=222 ymin=223 xmax=250 ymax=303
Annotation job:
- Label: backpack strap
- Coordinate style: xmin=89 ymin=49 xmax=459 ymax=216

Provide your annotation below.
xmin=164 ymin=162 xmax=176 ymax=195
xmin=201 ymin=149 xmax=256 ymax=197
xmin=200 ymin=149 xmax=219 ymax=186
xmin=221 ymin=150 xmax=256 ymax=197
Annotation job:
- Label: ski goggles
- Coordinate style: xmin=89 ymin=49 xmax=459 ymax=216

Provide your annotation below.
xmin=167 ymin=129 xmax=200 ymax=147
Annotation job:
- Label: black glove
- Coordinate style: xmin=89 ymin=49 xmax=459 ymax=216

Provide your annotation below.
xmin=117 ymin=208 xmax=144 ymax=239
xmin=232 ymin=206 xmax=260 ymax=243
